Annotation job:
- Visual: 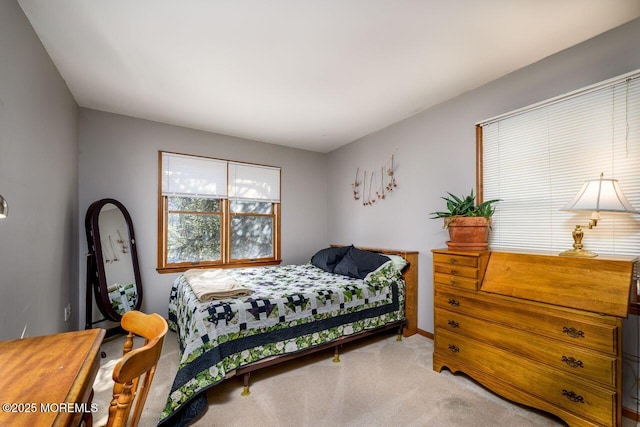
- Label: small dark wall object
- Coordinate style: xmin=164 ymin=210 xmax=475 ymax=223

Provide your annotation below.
xmin=85 ymin=199 xmax=143 ymax=333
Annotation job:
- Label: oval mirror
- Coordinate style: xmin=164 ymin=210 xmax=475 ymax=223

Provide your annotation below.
xmin=85 ymin=199 xmax=143 ymax=326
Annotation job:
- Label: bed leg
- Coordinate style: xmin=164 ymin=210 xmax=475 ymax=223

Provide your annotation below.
xmin=332 ymin=345 xmax=340 ymax=363
xmin=396 ymin=325 xmax=404 ymax=341
xmin=241 ymin=373 xmax=251 ymax=396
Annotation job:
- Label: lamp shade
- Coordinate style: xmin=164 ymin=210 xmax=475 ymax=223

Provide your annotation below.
xmin=562 ymin=175 xmax=638 ymax=213
xmin=0 ymin=194 xmax=7 ymax=218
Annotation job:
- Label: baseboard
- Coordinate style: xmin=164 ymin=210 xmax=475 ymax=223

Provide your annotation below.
xmin=417 ymin=328 xmax=433 ymax=339
xmin=623 ymin=406 xmax=640 ymax=422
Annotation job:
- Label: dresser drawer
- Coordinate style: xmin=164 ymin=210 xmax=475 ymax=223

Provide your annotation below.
xmin=435 ymin=307 xmax=617 ymax=387
xmin=435 ymin=329 xmax=616 ymax=426
xmin=434 ymin=272 xmax=478 ymax=290
xmin=433 ymin=263 xmax=479 ymax=279
xmin=433 ymin=253 xmax=478 ymax=268
xmin=435 ymin=287 xmax=619 ymax=355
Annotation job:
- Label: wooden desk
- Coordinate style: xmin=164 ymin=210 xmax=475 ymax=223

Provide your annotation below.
xmin=0 ymin=328 xmax=105 ymax=426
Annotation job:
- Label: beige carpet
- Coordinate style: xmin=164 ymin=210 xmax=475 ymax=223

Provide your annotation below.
xmin=90 ymin=330 xmax=629 ymax=427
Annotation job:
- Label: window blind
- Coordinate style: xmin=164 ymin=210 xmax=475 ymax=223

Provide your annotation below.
xmin=161 ymin=152 xmax=228 ymax=198
xmin=228 ymin=162 xmax=281 ymax=202
xmin=161 ymin=152 xmax=281 ymax=202
xmin=480 ymin=71 xmax=640 ymax=256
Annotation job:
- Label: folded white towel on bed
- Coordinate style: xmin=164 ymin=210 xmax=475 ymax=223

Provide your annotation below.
xmin=183 ymin=269 xmax=252 ymax=301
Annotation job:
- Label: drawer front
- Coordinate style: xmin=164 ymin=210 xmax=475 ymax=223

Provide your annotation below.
xmin=435 ymin=307 xmax=617 ymax=387
xmin=434 ymin=272 xmax=478 ymax=290
xmin=433 ymin=253 xmax=478 ymax=268
xmin=435 ymin=329 xmax=616 ymax=426
xmin=434 ymin=287 xmax=618 ymax=355
xmin=433 ymin=263 xmax=478 ymax=279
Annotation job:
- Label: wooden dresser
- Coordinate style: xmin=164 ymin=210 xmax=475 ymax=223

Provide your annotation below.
xmin=432 ymin=249 xmax=638 ymax=427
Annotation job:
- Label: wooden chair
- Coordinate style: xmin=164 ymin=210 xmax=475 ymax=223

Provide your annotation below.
xmin=106 ymin=311 xmax=168 ymax=427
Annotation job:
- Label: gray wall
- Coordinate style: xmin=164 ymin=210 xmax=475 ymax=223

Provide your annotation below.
xmin=0 ymin=0 xmax=79 ymax=339
xmin=4 ymin=0 xmax=640 ymax=339
xmin=327 ymin=18 xmax=640 ymax=334
xmin=78 ymin=109 xmax=328 ymax=321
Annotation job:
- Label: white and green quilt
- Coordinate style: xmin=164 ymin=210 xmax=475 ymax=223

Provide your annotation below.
xmin=159 ymin=261 xmax=405 ymax=426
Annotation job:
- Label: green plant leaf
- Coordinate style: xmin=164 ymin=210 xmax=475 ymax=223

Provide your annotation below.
xmin=429 ymin=189 xmax=500 ymax=226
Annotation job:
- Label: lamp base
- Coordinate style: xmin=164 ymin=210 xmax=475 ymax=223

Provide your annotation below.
xmin=559 ymin=248 xmax=598 ymax=258
xmin=560 ymin=224 xmax=598 ymax=258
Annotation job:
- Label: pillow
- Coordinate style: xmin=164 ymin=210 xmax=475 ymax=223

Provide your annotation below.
xmin=386 ymin=254 xmax=408 ymax=273
xmin=310 ymin=245 xmax=352 ymax=273
xmin=364 ymin=259 xmax=401 ymax=283
xmin=333 ymin=247 xmax=390 ymax=279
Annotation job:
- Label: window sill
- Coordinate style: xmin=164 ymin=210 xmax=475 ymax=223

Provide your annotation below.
xmin=156 ymin=259 xmax=283 ymax=274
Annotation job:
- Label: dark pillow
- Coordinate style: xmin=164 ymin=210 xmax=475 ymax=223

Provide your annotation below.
xmin=310 ymin=246 xmax=352 ymax=273
xmin=333 ymin=247 xmax=389 ymax=279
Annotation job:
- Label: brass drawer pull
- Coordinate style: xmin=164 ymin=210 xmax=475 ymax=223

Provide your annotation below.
xmin=561 ymin=356 xmax=584 ymax=368
xmin=448 ymin=344 xmax=460 ymax=353
xmin=448 ymin=298 xmax=460 ymax=307
xmin=447 ymin=320 xmax=460 ymax=328
xmin=449 ymin=258 xmax=457 ymax=264
xmin=562 ymin=389 xmax=584 ymax=403
xmin=450 ymin=268 xmax=458 ymax=275
xmin=450 ymin=279 xmax=457 ymax=285
xmin=562 ymin=327 xmax=585 ymax=339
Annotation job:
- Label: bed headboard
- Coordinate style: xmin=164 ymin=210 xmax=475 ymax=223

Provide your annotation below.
xmin=331 ymin=245 xmax=418 ymax=337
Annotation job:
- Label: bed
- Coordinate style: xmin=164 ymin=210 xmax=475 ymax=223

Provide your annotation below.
xmin=159 ymin=245 xmax=418 ymax=426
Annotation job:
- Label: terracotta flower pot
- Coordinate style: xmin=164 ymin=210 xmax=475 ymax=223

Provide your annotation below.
xmin=445 ymin=216 xmax=490 ymax=251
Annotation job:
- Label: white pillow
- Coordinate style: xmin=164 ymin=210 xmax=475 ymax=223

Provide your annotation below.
xmin=386 ymin=254 xmax=408 ymax=272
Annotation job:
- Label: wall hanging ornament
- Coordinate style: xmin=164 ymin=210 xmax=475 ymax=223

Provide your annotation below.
xmin=352 ymin=168 xmax=361 ymax=200
xmin=108 ymin=235 xmax=120 ymax=262
xmin=117 ymin=229 xmax=129 ymax=253
xmin=355 ymin=154 xmax=398 ymax=207
xmin=386 ymin=155 xmax=397 ymax=192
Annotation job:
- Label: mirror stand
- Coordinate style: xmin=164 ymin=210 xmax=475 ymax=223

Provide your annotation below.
xmin=85 ymin=249 xmax=124 ymax=337
xmin=85 ymin=199 xmax=143 ymax=338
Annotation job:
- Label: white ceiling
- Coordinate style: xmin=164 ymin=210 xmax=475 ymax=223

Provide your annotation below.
xmin=17 ymin=1 xmax=640 ymax=153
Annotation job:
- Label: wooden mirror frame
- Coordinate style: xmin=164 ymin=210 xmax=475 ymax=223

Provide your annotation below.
xmin=85 ymin=198 xmax=143 ymax=327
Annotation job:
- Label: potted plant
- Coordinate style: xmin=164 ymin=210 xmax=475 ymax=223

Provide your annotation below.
xmin=430 ymin=190 xmax=500 ymax=251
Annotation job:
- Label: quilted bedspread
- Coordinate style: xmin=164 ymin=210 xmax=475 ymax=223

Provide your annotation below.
xmin=159 ymin=262 xmax=405 ymax=426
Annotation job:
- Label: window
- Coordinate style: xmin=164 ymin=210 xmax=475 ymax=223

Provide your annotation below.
xmin=158 ymin=151 xmax=281 ymax=272
xmin=477 ymin=70 xmax=640 ymax=256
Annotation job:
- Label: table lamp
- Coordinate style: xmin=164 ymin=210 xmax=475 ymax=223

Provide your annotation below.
xmin=560 ymin=173 xmax=638 ymax=257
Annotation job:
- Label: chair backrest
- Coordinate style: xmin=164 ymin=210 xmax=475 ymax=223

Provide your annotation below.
xmin=106 ymin=311 xmax=168 ymax=427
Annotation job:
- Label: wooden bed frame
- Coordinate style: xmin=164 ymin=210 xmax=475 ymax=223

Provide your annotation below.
xmin=235 ymin=245 xmax=419 ymax=395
